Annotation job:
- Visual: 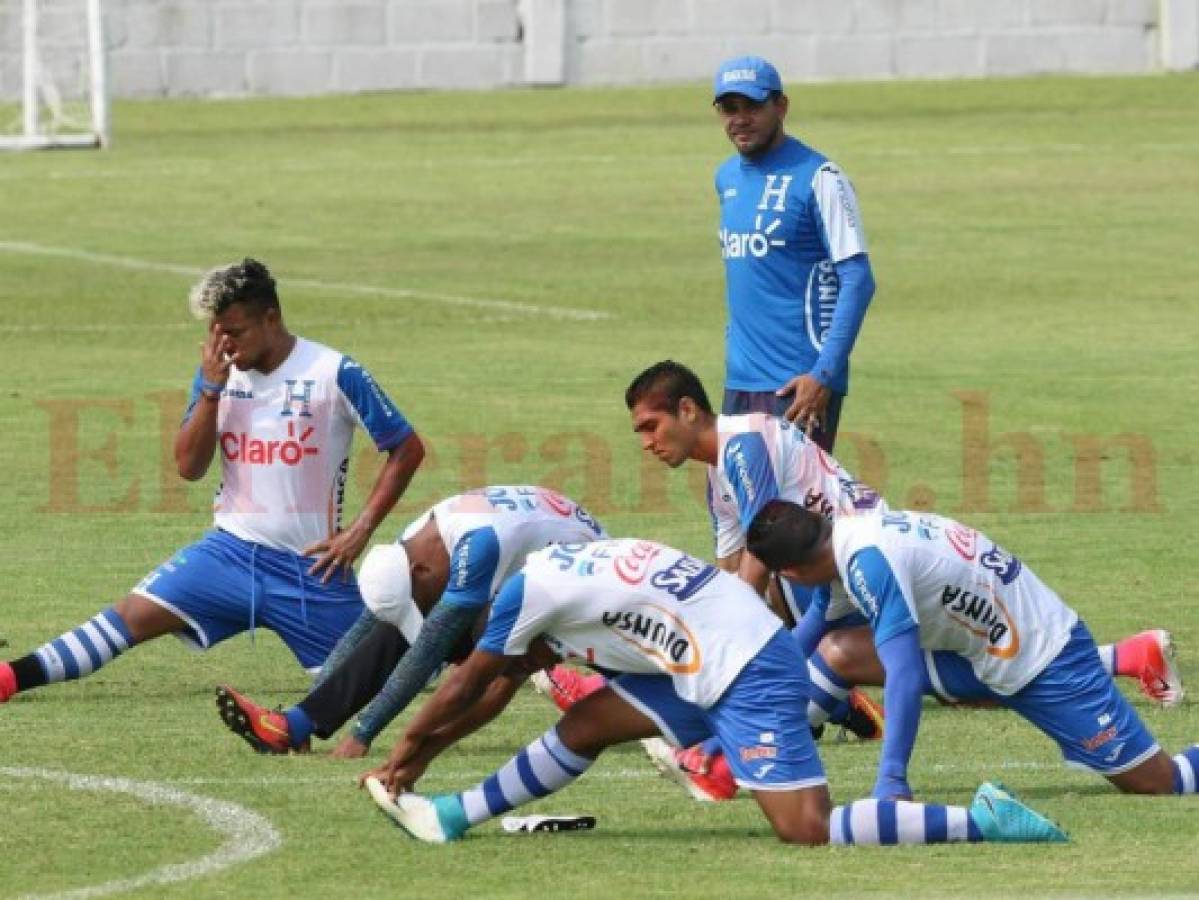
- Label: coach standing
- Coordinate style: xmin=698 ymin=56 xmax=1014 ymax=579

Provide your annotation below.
xmin=713 ymin=56 xmax=875 ymax=451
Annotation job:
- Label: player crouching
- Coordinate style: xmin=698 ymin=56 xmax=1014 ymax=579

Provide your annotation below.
xmin=360 ymin=539 xmax=1066 ymax=846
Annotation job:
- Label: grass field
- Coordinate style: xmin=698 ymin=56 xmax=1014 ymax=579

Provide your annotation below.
xmin=1 ymin=72 xmax=1197 ymax=897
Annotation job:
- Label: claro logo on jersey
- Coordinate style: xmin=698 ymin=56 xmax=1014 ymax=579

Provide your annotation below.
xmin=940 ymin=585 xmax=1021 ymax=659
xmin=220 ymin=422 xmax=319 ymax=466
xmin=601 ymin=604 xmax=701 ymax=674
xmin=720 ymin=214 xmax=786 ymax=259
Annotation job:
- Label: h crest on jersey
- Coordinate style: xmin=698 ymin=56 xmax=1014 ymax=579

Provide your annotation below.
xmin=757 ymin=174 xmax=792 ymax=211
xmin=280 ymin=379 xmax=315 ymax=417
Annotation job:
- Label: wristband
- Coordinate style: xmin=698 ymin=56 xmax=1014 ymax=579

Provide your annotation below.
xmin=199 ymin=378 xmax=224 ymax=398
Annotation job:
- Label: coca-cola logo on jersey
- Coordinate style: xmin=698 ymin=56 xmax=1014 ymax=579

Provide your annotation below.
xmin=538 ymin=489 xmax=573 ymax=517
xmin=220 ymin=421 xmax=320 ymax=466
xmin=613 ymin=541 xmax=661 ymax=585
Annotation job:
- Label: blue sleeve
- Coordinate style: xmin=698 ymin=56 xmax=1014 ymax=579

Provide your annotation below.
xmin=352 ymin=601 xmax=478 ymax=745
xmin=845 ymin=547 xmax=916 ymax=646
xmin=723 ymin=433 xmax=780 ymax=533
xmin=336 ymin=356 xmax=414 ymax=451
xmin=810 ymin=253 xmax=875 ymax=389
xmin=873 ymin=628 xmax=925 ymax=799
xmin=791 ymin=602 xmax=829 ymax=658
xmin=477 ymin=573 xmax=526 ymax=655
xmin=440 ymin=527 xmax=501 ymax=610
xmin=181 ymin=366 xmax=204 ymax=425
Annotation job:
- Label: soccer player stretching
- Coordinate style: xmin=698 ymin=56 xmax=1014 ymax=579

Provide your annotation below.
xmin=215 ymin=486 xmax=605 ymax=756
xmin=1 ymin=259 xmax=424 ymax=708
xmin=747 ymin=502 xmax=1198 ymax=800
xmin=361 ymin=539 xmax=1066 ymax=845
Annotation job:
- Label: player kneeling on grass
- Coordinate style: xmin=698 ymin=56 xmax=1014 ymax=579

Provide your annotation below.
xmin=746 ymin=502 xmax=1199 ymax=801
xmin=360 ymin=538 xmax=1066 ymax=845
xmin=215 ymin=486 xmax=606 ymax=756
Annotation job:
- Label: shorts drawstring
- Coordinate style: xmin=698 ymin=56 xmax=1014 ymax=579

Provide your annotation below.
xmin=292 ymin=554 xmax=310 ymax=629
xmin=248 ymin=543 xmax=258 ymax=645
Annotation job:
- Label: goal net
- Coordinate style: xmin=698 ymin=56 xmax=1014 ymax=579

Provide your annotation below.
xmin=0 ymin=0 xmax=109 ymax=150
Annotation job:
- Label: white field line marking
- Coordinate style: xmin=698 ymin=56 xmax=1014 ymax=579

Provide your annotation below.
xmin=1 ymin=766 xmax=282 ymax=900
xmin=158 ymin=756 xmax=1061 ymax=788
xmin=0 ymin=240 xmax=611 ymax=323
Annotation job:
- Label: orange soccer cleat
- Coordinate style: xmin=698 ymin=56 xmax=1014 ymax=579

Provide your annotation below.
xmin=215 ymin=684 xmax=293 ymax=754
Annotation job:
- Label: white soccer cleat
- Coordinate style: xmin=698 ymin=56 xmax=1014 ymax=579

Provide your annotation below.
xmin=365 ymin=778 xmax=466 ymax=843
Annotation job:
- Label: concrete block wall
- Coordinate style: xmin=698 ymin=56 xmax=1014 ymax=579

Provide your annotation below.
xmin=0 ymin=0 xmax=1194 ymax=101
xmin=571 ymin=0 xmax=1164 ymax=85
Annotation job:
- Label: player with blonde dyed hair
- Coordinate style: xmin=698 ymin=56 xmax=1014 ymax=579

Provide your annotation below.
xmin=0 ymin=259 xmax=424 ymax=708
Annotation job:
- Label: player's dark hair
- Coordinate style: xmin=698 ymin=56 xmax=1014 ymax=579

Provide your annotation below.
xmin=624 ymin=360 xmax=714 ymax=415
xmin=746 ymin=500 xmax=830 ymax=571
xmin=189 ymin=257 xmax=280 ymax=319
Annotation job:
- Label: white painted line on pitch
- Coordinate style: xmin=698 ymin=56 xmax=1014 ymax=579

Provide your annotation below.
xmin=2 ymin=766 xmax=282 ymax=900
xmin=158 ymin=756 xmax=1062 ymax=789
xmin=0 ymin=240 xmax=611 ymax=323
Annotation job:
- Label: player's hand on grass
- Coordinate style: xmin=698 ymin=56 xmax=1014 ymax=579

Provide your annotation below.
xmin=776 ymin=374 xmax=831 ymax=434
xmin=200 ymin=323 xmax=233 ymax=387
xmin=330 ymin=735 xmax=370 ymax=759
xmin=304 ymin=521 xmax=371 ymax=583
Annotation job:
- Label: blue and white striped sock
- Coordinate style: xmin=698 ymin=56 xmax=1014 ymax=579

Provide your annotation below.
xmin=34 ymin=608 xmax=133 ymax=684
xmin=829 ymin=799 xmax=982 ymax=845
xmin=1171 ymin=746 xmax=1199 ymax=794
xmin=807 ymin=651 xmax=851 ymax=728
xmin=458 ymin=726 xmax=594 ymax=826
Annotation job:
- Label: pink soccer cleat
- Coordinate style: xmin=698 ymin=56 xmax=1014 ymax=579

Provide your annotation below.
xmin=1118 ymin=630 xmax=1185 ymax=708
xmin=641 ymin=738 xmax=738 ymax=802
xmin=0 ymin=662 xmax=15 ymax=703
xmin=529 ymin=665 xmax=606 ymax=713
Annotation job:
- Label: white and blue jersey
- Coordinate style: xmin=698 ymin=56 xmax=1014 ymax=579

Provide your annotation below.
xmin=708 ymin=413 xmax=884 ymax=561
xmin=479 ymin=540 xmax=783 ymax=708
xmin=133 ymin=337 xmax=412 ymax=670
xmin=410 ymin=486 xmax=609 ymax=611
xmin=182 ymin=337 xmax=413 ymax=555
xmin=831 ymin=511 xmax=1158 ymax=779
xmin=480 ymin=539 xmax=825 ymax=791
xmin=828 ymin=512 xmax=1077 ymax=695
xmin=717 ymin=135 xmax=869 ymax=394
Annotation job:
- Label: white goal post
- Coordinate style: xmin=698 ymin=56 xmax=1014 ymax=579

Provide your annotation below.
xmin=0 ymin=0 xmax=109 ymax=150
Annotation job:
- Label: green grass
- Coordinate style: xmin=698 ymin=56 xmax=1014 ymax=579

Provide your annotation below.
xmin=1 ymin=72 xmax=1197 ymax=897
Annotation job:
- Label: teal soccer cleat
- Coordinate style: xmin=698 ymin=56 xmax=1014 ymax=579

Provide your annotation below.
xmin=969 ymin=782 xmax=1068 ymax=844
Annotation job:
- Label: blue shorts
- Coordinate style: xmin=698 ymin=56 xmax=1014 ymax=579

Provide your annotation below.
xmin=611 ymin=628 xmax=826 ymax=792
xmin=131 ymin=529 xmax=365 ymax=671
xmin=924 ymin=624 xmax=1158 ymax=775
xmin=921 ymin=650 xmax=998 ymax=703
xmin=779 ymin=581 xmax=869 ymax=629
xmin=1006 ymin=623 xmax=1159 ymax=774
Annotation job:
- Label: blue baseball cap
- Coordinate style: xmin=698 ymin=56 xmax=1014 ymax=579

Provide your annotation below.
xmin=713 ymin=56 xmax=783 ymax=101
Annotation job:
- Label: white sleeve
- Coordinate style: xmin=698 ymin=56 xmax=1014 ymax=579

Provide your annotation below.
xmin=709 ymin=476 xmax=746 ymax=559
xmin=812 ymin=162 xmax=868 ymax=262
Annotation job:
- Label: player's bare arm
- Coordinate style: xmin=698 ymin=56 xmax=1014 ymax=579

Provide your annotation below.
xmin=306 ymin=431 xmax=425 ymax=582
xmin=735 ymin=547 xmax=771 ymax=596
xmin=364 ymin=648 xmax=510 ymax=793
xmin=379 ymin=645 xmax=554 ymax=779
xmin=373 ymin=671 xmax=529 ymax=789
xmin=174 ymin=323 xmax=232 ymax=481
xmin=716 ymin=550 xmax=741 ymax=574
